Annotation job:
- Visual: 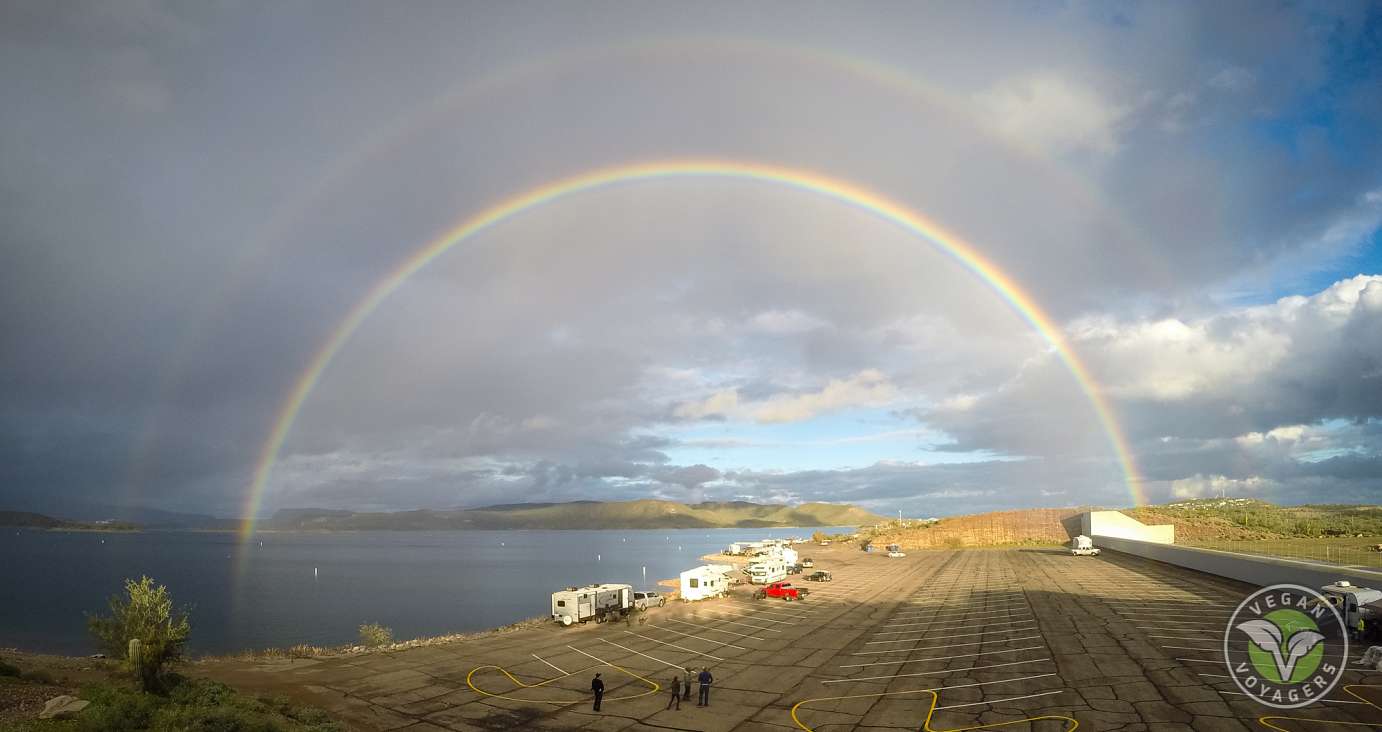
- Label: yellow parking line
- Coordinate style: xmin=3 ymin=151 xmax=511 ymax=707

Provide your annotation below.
xmin=466 ymin=659 xmax=661 ymax=705
xmin=1256 ymin=685 xmax=1382 ymax=731
xmin=789 ymin=684 xmax=1078 ymax=731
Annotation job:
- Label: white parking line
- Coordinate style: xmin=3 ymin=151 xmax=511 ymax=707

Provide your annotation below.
xmin=852 ymin=634 xmax=1045 ymax=656
xmin=696 ymin=610 xmax=786 ymax=631
xmin=840 ymin=645 xmax=1048 ymax=668
xmin=864 ymin=625 xmax=1038 ymax=645
xmin=873 ymin=619 xmax=1036 ymax=636
xmin=822 ymin=657 xmax=1053 ymax=684
xmin=650 ymin=624 xmax=747 ymax=651
xmin=935 ymin=689 xmax=1067 ymax=710
xmin=1120 ymin=619 xmax=1224 ymax=626
xmin=888 ymin=606 xmax=1030 ymax=622
xmin=707 ymin=609 xmax=796 ymax=625
xmin=623 ymin=630 xmax=726 ymax=661
xmin=1135 ymin=627 xmax=1217 ymax=632
xmin=593 ymin=638 xmax=685 ymax=670
xmin=531 ymin=653 xmax=566 ymax=675
xmin=666 ymin=617 xmax=760 ymax=641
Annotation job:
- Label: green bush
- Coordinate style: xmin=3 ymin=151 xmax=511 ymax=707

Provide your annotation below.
xmin=22 ymin=668 xmax=57 ymax=684
xmin=357 ymin=622 xmax=393 ymax=648
xmin=67 ymin=677 xmax=342 ymax=732
xmin=86 ymin=576 xmax=191 ymax=691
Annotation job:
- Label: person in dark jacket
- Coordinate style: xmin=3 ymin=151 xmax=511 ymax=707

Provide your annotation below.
xmin=665 ymin=674 xmax=681 ymax=710
xmin=591 ymin=673 xmax=604 ymax=711
xmin=697 ymin=667 xmax=713 ymax=706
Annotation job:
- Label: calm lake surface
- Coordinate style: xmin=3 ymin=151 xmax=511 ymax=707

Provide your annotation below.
xmin=0 ymin=527 xmax=850 ymax=655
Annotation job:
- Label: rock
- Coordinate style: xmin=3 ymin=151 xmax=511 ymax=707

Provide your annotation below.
xmin=39 ymin=695 xmax=90 ymax=720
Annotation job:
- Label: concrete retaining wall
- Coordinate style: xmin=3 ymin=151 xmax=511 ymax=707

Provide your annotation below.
xmin=1093 ymin=534 xmax=1382 ymax=588
xmin=1083 ymin=510 xmax=1175 ymax=544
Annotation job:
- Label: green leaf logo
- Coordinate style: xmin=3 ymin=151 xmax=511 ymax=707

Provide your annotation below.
xmin=1237 ymin=610 xmax=1325 ymax=683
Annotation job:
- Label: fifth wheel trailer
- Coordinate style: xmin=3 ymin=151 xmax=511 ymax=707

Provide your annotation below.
xmin=551 ymin=583 xmax=632 ymax=626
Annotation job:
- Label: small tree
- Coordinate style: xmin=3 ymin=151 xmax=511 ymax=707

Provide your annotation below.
xmin=87 ymin=576 xmax=190 ymax=691
xmin=358 ymin=622 xmax=393 ymax=648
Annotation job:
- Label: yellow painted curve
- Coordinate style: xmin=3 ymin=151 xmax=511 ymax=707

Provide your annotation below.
xmin=1257 ymin=685 xmax=1382 ymax=731
xmin=466 ymin=662 xmax=661 ymax=704
xmin=790 ymin=687 xmax=1078 ymax=731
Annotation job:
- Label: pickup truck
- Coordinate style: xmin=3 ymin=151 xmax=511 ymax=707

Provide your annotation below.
xmin=754 ymin=582 xmax=808 ymax=601
xmin=632 ymin=591 xmax=666 ymax=609
xmin=801 ymin=558 xmax=815 ymax=568
xmin=805 ymin=570 xmax=832 ymax=582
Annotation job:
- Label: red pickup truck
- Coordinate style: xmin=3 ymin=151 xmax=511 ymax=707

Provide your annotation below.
xmin=754 ymin=582 xmax=808 ymax=601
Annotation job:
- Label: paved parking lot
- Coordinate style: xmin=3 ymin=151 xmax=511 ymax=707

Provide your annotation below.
xmin=200 ymin=546 xmax=1382 ymax=731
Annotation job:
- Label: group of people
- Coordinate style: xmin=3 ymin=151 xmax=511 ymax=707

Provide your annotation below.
xmin=589 ymin=666 xmax=713 ymax=711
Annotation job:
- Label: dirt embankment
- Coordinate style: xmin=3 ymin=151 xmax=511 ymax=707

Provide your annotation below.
xmin=872 ymin=508 xmax=1081 ymax=549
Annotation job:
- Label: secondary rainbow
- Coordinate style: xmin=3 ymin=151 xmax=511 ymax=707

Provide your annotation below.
xmin=240 ymin=160 xmax=1143 ymax=538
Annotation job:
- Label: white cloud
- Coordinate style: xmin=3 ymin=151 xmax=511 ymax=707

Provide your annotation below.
xmin=1170 ymin=474 xmax=1273 ymax=499
xmin=974 ymin=72 xmax=1129 ymax=155
xmin=673 ymin=369 xmax=899 ymax=424
xmin=745 ymin=309 xmax=829 ymax=335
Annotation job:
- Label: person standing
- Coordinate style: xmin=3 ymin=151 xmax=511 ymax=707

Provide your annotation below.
xmin=682 ymin=667 xmax=693 ymax=702
xmin=591 ymin=673 xmax=604 ymax=711
xmin=665 ymin=674 xmax=681 ymax=710
xmin=697 ymin=667 xmax=713 ymax=706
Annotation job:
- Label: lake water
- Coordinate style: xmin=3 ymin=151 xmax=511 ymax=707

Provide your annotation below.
xmin=0 ymin=527 xmax=850 ymax=655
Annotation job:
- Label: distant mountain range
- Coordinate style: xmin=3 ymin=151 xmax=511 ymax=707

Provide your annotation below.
xmin=262 ymin=499 xmax=885 ymax=531
xmin=0 ymin=510 xmax=139 ymax=531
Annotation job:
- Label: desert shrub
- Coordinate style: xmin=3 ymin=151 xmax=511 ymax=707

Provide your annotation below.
xmin=357 ymin=622 xmax=393 ymax=648
xmin=87 ymin=576 xmax=191 ymax=691
xmin=0 ymin=659 xmax=19 ymax=677
xmin=22 ymin=668 xmax=57 ymax=684
xmin=77 ymin=682 xmax=161 ymax=731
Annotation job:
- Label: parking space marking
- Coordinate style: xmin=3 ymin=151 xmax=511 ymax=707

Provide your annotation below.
xmin=872 ymin=618 xmax=1036 ymax=636
xmin=649 ymin=623 xmax=748 ymax=650
xmin=840 ymin=644 xmax=1048 ymax=668
xmin=788 ymin=674 xmax=1073 ymax=732
xmin=852 ymin=634 xmax=1046 ymax=656
xmin=887 ymin=606 xmax=1029 ymax=622
xmin=864 ymin=624 xmax=1038 ymax=644
xmin=821 ymin=656 xmax=1054 ymax=684
xmin=665 ymin=617 xmax=761 ymax=641
xmin=594 ymin=638 xmax=686 ymax=670
xmin=688 ymin=613 xmax=784 ymax=629
xmin=621 ymin=630 xmax=726 ymax=661
xmin=705 ymin=608 xmax=796 ymax=625
xmin=530 ymin=653 xmax=566 ymax=675
xmin=934 ymin=689 xmax=1067 ymax=710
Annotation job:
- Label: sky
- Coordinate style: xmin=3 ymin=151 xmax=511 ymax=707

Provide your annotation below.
xmin=2 ymin=1 xmax=1381 ymax=520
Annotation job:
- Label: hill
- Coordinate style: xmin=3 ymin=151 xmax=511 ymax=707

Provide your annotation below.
xmin=865 ymin=499 xmax=1382 ymax=549
xmin=0 ymin=510 xmax=139 ymax=531
xmin=262 ymin=499 xmax=885 ymax=531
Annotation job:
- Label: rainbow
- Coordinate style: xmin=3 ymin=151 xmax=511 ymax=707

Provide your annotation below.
xmin=240 ymin=160 xmax=1143 ymax=538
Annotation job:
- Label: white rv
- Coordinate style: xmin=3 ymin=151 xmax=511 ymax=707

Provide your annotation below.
xmin=680 ymin=565 xmax=731 ymax=601
xmin=551 ymin=583 xmax=632 ymax=626
xmin=746 ymin=557 xmax=789 ymax=584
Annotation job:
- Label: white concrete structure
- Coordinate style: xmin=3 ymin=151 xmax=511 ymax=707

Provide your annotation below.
xmin=1082 ymin=510 xmax=1174 ymax=544
xmin=1094 ymin=535 xmax=1382 ymax=590
xmin=680 ymin=565 xmax=730 ymax=601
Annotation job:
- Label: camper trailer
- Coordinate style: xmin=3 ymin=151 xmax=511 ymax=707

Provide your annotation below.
xmin=550 ymin=583 xmax=633 ymax=626
xmin=746 ymin=557 xmax=789 ymax=584
xmin=1070 ymin=535 xmax=1100 ymax=556
xmin=680 ymin=565 xmax=731 ymax=601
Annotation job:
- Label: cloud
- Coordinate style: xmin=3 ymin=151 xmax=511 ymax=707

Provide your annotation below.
xmin=674 ymin=370 xmax=899 ymax=424
xmin=1170 ymin=474 xmax=1273 ymax=500
xmin=974 ymin=72 xmax=1129 ymax=155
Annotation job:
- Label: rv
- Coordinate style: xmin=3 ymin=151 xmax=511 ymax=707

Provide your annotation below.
xmin=746 ymin=557 xmax=789 ymax=584
xmin=550 ymin=583 xmax=632 ymax=626
xmin=680 ymin=565 xmax=731 ymax=601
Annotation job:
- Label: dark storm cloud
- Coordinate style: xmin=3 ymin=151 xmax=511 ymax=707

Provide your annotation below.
xmin=2 ymin=1 xmax=1380 ymax=517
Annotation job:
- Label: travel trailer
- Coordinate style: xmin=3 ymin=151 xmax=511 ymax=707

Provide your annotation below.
xmin=550 ymin=583 xmax=632 ymax=626
xmin=680 ymin=565 xmax=731 ymax=601
xmin=746 ymin=556 xmax=789 ymax=584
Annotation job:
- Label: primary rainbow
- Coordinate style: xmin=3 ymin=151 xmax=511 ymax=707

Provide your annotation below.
xmin=239 ymin=160 xmax=1143 ymax=538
